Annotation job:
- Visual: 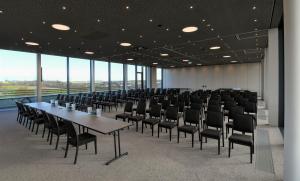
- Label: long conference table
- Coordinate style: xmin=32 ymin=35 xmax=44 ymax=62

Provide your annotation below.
xmin=26 ymin=102 xmax=131 ymax=165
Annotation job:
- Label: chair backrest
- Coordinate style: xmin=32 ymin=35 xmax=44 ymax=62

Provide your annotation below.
xmin=165 ymin=106 xmax=179 ymax=121
xmin=46 ymin=113 xmax=58 ymax=129
xmin=184 ymin=109 xmax=200 ymax=125
xmin=207 ymin=105 xmax=221 ymax=112
xmin=245 ymin=101 xmax=257 ymax=114
xmin=233 ymin=114 xmax=254 ymax=133
xmin=161 ymin=99 xmax=170 ymax=110
xmin=124 ymin=101 xmax=133 ymax=113
xmin=178 ymin=101 xmax=185 ymax=112
xmin=206 ymin=111 xmax=223 ymax=128
xmin=208 ymin=99 xmax=220 ymax=106
xmin=190 ymin=103 xmax=202 ymax=111
xmin=150 ymin=104 xmax=162 ymax=118
xmin=40 ymin=110 xmax=50 ymax=125
xmin=229 ymin=106 xmax=244 ymax=120
xmin=136 ymin=100 xmax=146 ymax=115
xmin=64 ymin=120 xmax=78 ymax=142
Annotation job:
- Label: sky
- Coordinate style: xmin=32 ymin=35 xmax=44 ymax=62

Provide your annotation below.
xmin=0 ymin=49 xmax=161 ymax=82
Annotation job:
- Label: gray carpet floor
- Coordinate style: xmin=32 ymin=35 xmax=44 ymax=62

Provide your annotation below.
xmin=0 ymin=108 xmax=280 ymax=181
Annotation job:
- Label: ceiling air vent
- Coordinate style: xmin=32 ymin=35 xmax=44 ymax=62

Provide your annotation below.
xmin=236 ymin=30 xmax=268 ymax=40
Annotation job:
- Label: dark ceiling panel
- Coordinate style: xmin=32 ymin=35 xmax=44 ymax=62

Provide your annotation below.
xmin=0 ymin=0 xmax=282 ymax=68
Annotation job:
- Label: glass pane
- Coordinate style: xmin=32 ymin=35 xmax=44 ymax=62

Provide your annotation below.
xmin=111 ymin=62 xmax=123 ymax=91
xmin=137 ymin=65 xmax=142 ymax=72
xmin=0 ymin=49 xmax=36 ymax=108
xmin=41 ymin=54 xmax=67 ymax=100
xmin=95 ymin=60 xmax=109 ymax=92
xmin=127 ymin=64 xmax=135 ymax=90
xmin=143 ymin=66 xmax=147 ymax=89
xmin=69 ymin=58 xmax=90 ymax=94
xmin=156 ymin=68 xmax=162 ymax=88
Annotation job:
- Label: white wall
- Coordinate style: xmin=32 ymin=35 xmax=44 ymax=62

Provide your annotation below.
xmin=163 ymin=62 xmax=262 ymax=97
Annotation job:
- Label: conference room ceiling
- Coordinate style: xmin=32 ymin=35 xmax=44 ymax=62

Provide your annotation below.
xmin=0 ymin=0 xmax=282 ymax=68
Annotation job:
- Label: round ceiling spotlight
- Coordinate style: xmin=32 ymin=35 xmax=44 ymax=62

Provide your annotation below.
xmin=120 ymin=42 xmax=131 ymax=47
xmin=223 ymin=55 xmax=231 ymax=58
xmin=182 ymin=26 xmax=198 ymax=33
xmin=160 ymin=53 xmax=169 ymax=57
xmin=25 ymin=42 xmax=39 ymax=46
xmin=84 ymin=51 xmax=94 ymax=55
xmin=197 ymin=63 xmax=202 ymax=66
xmin=210 ymin=46 xmax=221 ymax=50
xmin=152 ymin=62 xmax=158 ymax=65
xmin=51 ymin=24 xmax=70 ymax=31
xmin=230 ymin=60 xmax=238 ymax=63
xmin=127 ymin=58 xmax=134 ymax=61
xmin=188 ymin=62 xmax=192 ymax=64
xmin=182 ymin=59 xmax=189 ymax=62
xmin=170 ymin=65 xmax=175 ymax=68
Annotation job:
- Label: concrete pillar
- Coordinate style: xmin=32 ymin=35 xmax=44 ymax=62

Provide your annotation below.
xmin=283 ymin=0 xmax=300 ymax=180
xmin=264 ymin=29 xmax=279 ymax=126
xmin=36 ymin=53 xmax=42 ymax=102
xmin=151 ymin=67 xmax=157 ymax=88
xmin=90 ymin=60 xmax=95 ymax=93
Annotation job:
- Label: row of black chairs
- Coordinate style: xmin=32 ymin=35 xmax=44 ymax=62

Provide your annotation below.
xmin=15 ymin=101 xmax=97 ymax=164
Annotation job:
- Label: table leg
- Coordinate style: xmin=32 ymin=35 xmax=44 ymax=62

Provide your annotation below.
xmin=105 ymin=130 xmax=128 ymax=165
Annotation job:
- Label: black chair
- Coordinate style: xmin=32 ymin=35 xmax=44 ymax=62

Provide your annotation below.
xmin=64 ymin=121 xmax=97 ymax=164
xmin=158 ymin=106 xmax=179 ymax=141
xmin=128 ymin=100 xmax=146 ymax=132
xmin=244 ymin=101 xmax=257 ymax=126
xmin=46 ymin=113 xmax=67 ymax=150
xmin=29 ymin=107 xmax=45 ymax=135
xmin=200 ymin=111 xmax=224 ymax=155
xmin=115 ymin=101 xmax=133 ymax=122
xmin=228 ymin=114 xmax=255 ymax=163
xmin=177 ymin=109 xmax=200 ymax=147
xmin=146 ymin=97 xmax=158 ymax=114
xmin=225 ymin=106 xmax=244 ymax=138
xmin=142 ymin=104 xmax=162 ymax=136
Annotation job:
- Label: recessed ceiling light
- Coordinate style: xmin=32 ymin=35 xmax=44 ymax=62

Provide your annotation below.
xmin=178 ymin=35 xmax=182 ymax=38
xmin=25 ymin=42 xmax=39 ymax=46
xmin=74 ymin=29 xmax=77 ymax=33
xmin=121 ymin=28 xmax=126 ymax=31
xmin=29 ymin=31 xmax=33 ymax=34
xmin=97 ymin=19 xmax=101 ymax=23
xmin=252 ymin=6 xmax=257 ymax=10
xmin=153 ymin=40 xmax=157 ymax=43
xmin=42 ymin=21 xmax=46 ymax=24
xmin=182 ymin=59 xmax=189 ymax=62
xmin=197 ymin=63 xmax=202 ymax=66
xmin=166 ymin=28 xmax=169 ymax=31
xmin=51 ymin=24 xmax=70 ymax=31
xmin=139 ymin=35 xmax=143 ymax=38
xmin=127 ymin=58 xmax=134 ymax=61
xmin=206 ymin=24 xmax=211 ymax=27
xmin=190 ymin=6 xmax=194 ymax=9
xmin=84 ymin=51 xmax=94 ymax=55
xmin=120 ymin=42 xmax=131 ymax=47
xmin=188 ymin=62 xmax=192 ymax=64
xmin=254 ymin=28 xmax=258 ymax=31
xmin=0 ymin=10 xmax=3 ymax=14
xmin=21 ymin=37 xmax=24 ymax=41
xmin=170 ymin=65 xmax=175 ymax=68
xmin=210 ymin=46 xmax=221 ymax=50
xmin=182 ymin=26 xmax=198 ymax=33
xmin=58 ymin=37 xmax=62 ymax=40
xmin=149 ymin=19 xmax=153 ymax=22
xmin=153 ymin=62 xmax=158 ymax=65
xmin=223 ymin=55 xmax=231 ymax=58
xmin=254 ymin=19 xmax=258 ymax=22
xmin=62 ymin=6 xmax=67 ymax=10
xmin=231 ymin=61 xmax=238 ymax=63
xmin=126 ymin=6 xmax=130 ymax=10
xmin=160 ymin=53 xmax=169 ymax=56
xmin=211 ymin=28 xmax=214 ymax=31
xmin=202 ymin=19 xmax=206 ymax=22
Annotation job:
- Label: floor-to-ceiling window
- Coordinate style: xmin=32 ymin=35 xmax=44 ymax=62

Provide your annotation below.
xmin=137 ymin=65 xmax=142 ymax=89
xmin=41 ymin=54 xmax=67 ymax=98
xmin=69 ymin=58 xmax=90 ymax=94
xmin=156 ymin=68 xmax=162 ymax=88
xmin=110 ymin=62 xmax=123 ymax=91
xmin=95 ymin=60 xmax=109 ymax=92
xmin=143 ymin=66 xmax=147 ymax=89
xmin=127 ymin=64 xmax=135 ymax=90
xmin=0 ymin=49 xmax=37 ymax=107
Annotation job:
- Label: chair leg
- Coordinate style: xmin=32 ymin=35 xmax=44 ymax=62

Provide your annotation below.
xmin=47 ymin=129 xmax=50 ymax=142
xmin=169 ymin=129 xmax=172 ymax=141
xmin=200 ymin=135 xmax=203 ymax=150
xmin=35 ymin=124 xmax=39 ymax=135
xmin=136 ymin=122 xmax=138 ymax=132
xmin=218 ymin=139 xmax=220 ymax=155
xmin=85 ymin=143 xmax=88 ymax=150
xmin=50 ymin=132 xmax=53 ymax=145
xmin=228 ymin=141 xmax=231 ymax=157
xmin=192 ymin=133 xmax=194 ymax=147
xmin=42 ymin=126 xmax=46 ymax=138
xmin=64 ymin=141 xmax=69 ymax=158
xmin=177 ymin=131 xmax=180 ymax=143
xmin=94 ymin=139 xmax=97 ymax=154
xmin=142 ymin=122 xmax=144 ymax=133
xmin=31 ymin=123 xmax=35 ymax=132
xmin=151 ymin=125 xmax=154 ymax=136
xmin=226 ymin=127 xmax=228 ymax=138
xmin=250 ymin=146 xmax=253 ymax=163
xmin=55 ymin=135 xmax=60 ymax=150
xmin=158 ymin=126 xmax=160 ymax=138
xmin=74 ymin=146 xmax=79 ymax=164
xmin=222 ymin=132 xmax=224 ymax=147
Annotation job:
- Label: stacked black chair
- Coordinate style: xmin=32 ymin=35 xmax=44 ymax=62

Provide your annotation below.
xmin=177 ymin=109 xmax=200 ymax=147
xmin=142 ymin=104 xmax=162 ymax=136
xmin=228 ymin=114 xmax=255 ymax=163
xmin=158 ymin=106 xmax=179 ymax=141
xmin=128 ymin=100 xmax=146 ymax=132
xmin=200 ymin=111 xmax=224 ymax=155
xmin=64 ymin=121 xmax=97 ymax=164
